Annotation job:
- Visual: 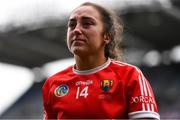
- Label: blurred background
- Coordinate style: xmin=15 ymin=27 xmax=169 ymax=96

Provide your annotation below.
xmin=0 ymin=0 xmax=180 ymax=119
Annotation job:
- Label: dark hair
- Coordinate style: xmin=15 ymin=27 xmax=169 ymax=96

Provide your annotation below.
xmin=80 ymin=2 xmax=124 ymax=61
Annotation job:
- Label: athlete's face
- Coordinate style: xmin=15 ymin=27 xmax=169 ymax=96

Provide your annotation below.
xmin=67 ymin=5 xmax=107 ymax=57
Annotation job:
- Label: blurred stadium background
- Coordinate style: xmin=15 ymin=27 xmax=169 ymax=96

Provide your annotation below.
xmin=0 ymin=0 xmax=180 ymax=119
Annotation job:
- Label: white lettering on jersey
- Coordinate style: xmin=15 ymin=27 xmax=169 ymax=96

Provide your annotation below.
xmin=76 ymin=86 xmax=89 ymax=99
xmin=76 ymin=80 xmax=93 ymax=86
xmin=130 ymin=96 xmax=155 ymax=104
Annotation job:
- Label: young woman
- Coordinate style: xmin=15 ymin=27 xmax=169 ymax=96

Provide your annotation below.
xmin=42 ymin=2 xmax=160 ymax=119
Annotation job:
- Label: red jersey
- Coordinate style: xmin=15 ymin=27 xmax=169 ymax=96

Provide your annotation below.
xmin=42 ymin=58 xmax=160 ymax=119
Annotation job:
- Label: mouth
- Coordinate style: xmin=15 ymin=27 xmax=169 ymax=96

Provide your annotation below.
xmin=72 ymin=38 xmax=85 ymax=42
xmin=71 ymin=38 xmax=86 ymax=44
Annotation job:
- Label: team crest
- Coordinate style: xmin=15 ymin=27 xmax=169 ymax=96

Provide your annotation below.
xmin=100 ymin=79 xmax=113 ymax=92
xmin=54 ymin=84 xmax=69 ymax=97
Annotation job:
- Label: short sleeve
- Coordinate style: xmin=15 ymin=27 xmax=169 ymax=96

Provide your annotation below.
xmin=42 ymin=78 xmax=57 ymax=119
xmin=127 ymin=67 xmax=160 ymax=119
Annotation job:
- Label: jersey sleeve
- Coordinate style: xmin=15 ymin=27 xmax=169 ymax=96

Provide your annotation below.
xmin=127 ymin=67 xmax=160 ymax=119
xmin=42 ymin=78 xmax=57 ymax=119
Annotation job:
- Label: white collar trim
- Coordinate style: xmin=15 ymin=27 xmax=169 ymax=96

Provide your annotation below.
xmin=73 ymin=58 xmax=111 ymax=75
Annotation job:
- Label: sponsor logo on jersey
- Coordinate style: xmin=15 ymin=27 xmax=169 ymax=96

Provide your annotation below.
xmin=130 ymin=95 xmax=155 ymax=104
xmin=54 ymin=84 xmax=69 ymax=97
xmin=100 ymin=79 xmax=113 ymax=92
xmin=76 ymin=80 xmax=93 ymax=86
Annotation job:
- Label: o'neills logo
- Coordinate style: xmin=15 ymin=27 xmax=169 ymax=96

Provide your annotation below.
xmin=76 ymin=80 xmax=93 ymax=86
xmin=54 ymin=84 xmax=69 ymax=97
xmin=130 ymin=96 xmax=155 ymax=104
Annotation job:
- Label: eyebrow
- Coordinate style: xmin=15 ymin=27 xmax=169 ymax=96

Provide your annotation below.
xmin=69 ymin=16 xmax=96 ymax=22
xmin=82 ymin=16 xmax=96 ymax=22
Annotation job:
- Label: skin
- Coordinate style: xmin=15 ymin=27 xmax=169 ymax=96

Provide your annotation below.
xmin=67 ymin=5 xmax=111 ymax=70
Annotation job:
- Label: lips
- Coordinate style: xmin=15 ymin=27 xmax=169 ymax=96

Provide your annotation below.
xmin=71 ymin=38 xmax=86 ymax=44
xmin=73 ymin=38 xmax=85 ymax=42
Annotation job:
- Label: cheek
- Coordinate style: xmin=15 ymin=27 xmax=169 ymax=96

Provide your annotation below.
xmin=67 ymin=29 xmax=71 ymax=40
xmin=66 ymin=30 xmax=72 ymax=48
xmin=89 ymin=28 xmax=102 ymax=38
xmin=67 ymin=29 xmax=72 ymax=41
xmin=92 ymin=31 xmax=105 ymax=44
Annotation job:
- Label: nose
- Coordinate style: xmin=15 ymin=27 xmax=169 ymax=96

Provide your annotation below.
xmin=73 ymin=24 xmax=82 ymax=35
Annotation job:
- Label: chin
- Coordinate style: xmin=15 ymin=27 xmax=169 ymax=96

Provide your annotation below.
xmin=71 ymin=48 xmax=88 ymax=56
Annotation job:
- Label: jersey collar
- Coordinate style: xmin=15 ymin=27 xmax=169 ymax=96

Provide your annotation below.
xmin=73 ymin=58 xmax=111 ymax=75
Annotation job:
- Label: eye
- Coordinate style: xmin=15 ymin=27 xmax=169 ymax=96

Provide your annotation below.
xmin=82 ymin=21 xmax=93 ymax=28
xmin=68 ymin=21 xmax=76 ymax=30
xmin=84 ymin=21 xmax=91 ymax=25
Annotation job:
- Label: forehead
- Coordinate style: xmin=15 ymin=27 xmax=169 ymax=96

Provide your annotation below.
xmin=69 ymin=6 xmax=101 ymax=20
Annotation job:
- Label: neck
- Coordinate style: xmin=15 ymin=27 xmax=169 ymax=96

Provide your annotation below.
xmin=74 ymin=54 xmax=107 ymax=71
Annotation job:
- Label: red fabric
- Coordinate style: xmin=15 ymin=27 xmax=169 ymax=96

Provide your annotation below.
xmin=42 ymin=59 xmax=159 ymax=119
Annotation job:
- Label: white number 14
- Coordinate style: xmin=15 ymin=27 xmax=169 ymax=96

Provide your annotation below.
xmin=76 ymin=86 xmax=88 ymax=99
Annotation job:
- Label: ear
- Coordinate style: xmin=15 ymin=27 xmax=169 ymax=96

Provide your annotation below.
xmin=104 ymin=33 xmax=111 ymax=44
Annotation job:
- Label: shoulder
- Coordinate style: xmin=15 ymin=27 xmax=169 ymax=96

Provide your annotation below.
xmin=48 ymin=65 xmax=73 ymax=80
xmin=109 ymin=59 xmax=145 ymax=81
xmin=43 ymin=66 xmax=73 ymax=88
xmin=110 ymin=59 xmax=141 ymax=73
